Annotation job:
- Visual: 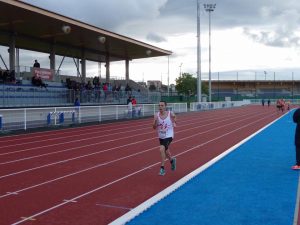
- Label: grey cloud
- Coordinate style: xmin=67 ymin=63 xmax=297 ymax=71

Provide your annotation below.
xmin=146 ymin=32 xmax=167 ymax=43
xmin=22 ymin=0 xmax=168 ymax=32
xmin=243 ymin=26 xmax=300 ymax=48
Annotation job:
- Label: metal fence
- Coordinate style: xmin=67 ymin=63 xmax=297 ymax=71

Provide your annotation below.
xmin=0 ymin=103 xmax=187 ymax=131
xmin=0 ymin=83 xmax=163 ymax=107
xmin=190 ymin=100 xmax=251 ymax=111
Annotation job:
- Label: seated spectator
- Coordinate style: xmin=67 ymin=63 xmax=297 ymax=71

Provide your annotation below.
xmin=32 ymin=74 xmax=47 ymax=89
xmin=0 ymin=69 xmax=3 ymax=82
xmin=2 ymin=70 xmax=9 ymax=82
xmin=125 ymin=83 xmax=132 ymax=94
xmin=7 ymin=70 xmax=16 ymax=83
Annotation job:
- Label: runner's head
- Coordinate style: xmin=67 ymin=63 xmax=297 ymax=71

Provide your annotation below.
xmin=159 ymin=101 xmax=167 ymax=113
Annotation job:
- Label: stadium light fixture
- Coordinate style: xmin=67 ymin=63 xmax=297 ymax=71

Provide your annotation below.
xmin=61 ymin=25 xmax=71 ymax=34
xmin=98 ymin=36 xmax=106 ymax=44
xmin=204 ymin=3 xmax=216 ymax=102
xmin=146 ymin=50 xmax=152 ymax=56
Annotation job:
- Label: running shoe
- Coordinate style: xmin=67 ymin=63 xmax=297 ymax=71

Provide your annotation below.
xmin=292 ymin=165 xmax=300 ymax=170
xmin=171 ymin=158 xmax=176 ymax=171
xmin=159 ymin=168 xmax=166 ymax=176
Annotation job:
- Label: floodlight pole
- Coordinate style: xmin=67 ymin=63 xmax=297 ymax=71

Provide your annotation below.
xmin=197 ymin=0 xmax=202 ymax=102
xmin=204 ymin=3 xmax=216 ymax=102
xmin=168 ymin=55 xmax=170 ymax=96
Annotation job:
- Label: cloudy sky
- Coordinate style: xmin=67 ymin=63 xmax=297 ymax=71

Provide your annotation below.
xmin=2 ymin=0 xmax=300 ymax=83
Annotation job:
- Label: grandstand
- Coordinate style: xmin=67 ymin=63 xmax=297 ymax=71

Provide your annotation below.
xmin=204 ymin=80 xmax=300 ymax=101
xmin=0 ymin=0 xmax=170 ymax=108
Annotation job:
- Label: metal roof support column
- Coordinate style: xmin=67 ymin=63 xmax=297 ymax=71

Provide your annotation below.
xmin=105 ymin=52 xmax=110 ymax=83
xmin=9 ymin=33 xmax=16 ymax=71
xmin=50 ymin=45 xmax=55 ymax=69
xmin=81 ymin=50 xmax=86 ymax=83
xmin=16 ymin=48 xmax=20 ymax=78
xmin=50 ymin=43 xmax=56 ymax=81
xmin=125 ymin=59 xmax=129 ymax=83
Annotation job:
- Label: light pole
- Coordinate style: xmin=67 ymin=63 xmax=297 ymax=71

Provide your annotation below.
xmin=179 ymin=63 xmax=183 ymax=77
xmin=197 ymin=0 xmax=202 ymax=102
xmin=167 ymin=55 xmax=170 ymax=96
xmin=204 ymin=3 xmax=216 ymax=102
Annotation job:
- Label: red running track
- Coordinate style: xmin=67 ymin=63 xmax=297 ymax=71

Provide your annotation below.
xmin=0 ymin=105 xmax=290 ymax=225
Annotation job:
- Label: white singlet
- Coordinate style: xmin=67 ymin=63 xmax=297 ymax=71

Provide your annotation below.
xmin=157 ymin=111 xmax=174 ymax=139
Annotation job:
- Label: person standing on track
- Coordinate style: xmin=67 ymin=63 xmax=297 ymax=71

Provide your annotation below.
xmin=152 ymin=101 xmax=177 ymax=176
xmin=292 ymin=107 xmax=300 ymax=170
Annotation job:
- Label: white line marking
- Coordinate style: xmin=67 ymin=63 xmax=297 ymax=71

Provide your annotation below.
xmin=6 ymin=192 xmax=18 ymax=195
xmin=63 ymin=199 xmax=77 ymax=203
xmin=96 ymin=203 xmax=132 ymax=210
xmin=20 ymin=217 xmax=35 ymax=221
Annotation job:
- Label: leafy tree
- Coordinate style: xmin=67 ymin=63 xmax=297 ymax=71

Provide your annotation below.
xmin=175 ymin=73 xmax=208 ymax=96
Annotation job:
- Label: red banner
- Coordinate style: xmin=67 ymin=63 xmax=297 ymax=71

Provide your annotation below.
xmin=32 ymin=68 xmax=54 ymax=80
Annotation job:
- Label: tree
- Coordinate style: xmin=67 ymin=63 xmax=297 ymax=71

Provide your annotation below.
xmin=175 ymin=73 xmax=208 ymax=96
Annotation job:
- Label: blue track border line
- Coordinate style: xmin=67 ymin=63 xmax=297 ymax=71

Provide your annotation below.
xmin=109 ymin=112 xmax=289 ymax=225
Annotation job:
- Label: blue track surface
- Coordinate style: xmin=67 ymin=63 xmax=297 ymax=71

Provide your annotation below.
xmin=127 ymin=111 xmax=299 ymax=225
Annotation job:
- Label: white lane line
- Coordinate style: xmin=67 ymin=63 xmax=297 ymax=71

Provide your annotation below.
xmin=63 ymin=199 xmax=77 ymax=203
xmin=10 ymin=112 xmax=279 ymax=225
xmin=96 ymin=203 xmax=132 ymax=210
xmin=20 ymin=217 xmax=36 ymax=221
xmin=6 ymin=192 xmax=18 ymax=195
xmin=0 ymin=111 xmax=267 ymax=180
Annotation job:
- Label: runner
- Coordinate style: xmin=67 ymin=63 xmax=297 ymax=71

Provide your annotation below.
xmin=152 ymin=101 xmax=177 ymax=176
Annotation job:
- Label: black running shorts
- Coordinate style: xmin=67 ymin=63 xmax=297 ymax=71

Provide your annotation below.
xmin=159 ymin=137 xmax=173 ymax=151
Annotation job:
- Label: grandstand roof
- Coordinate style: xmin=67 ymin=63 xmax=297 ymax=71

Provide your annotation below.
xmin=0 ymin=0 xmax=172 ymax=62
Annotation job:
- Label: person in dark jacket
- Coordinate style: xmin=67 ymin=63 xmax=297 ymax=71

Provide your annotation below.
xmin=292 ymin=108 xmax=300 ymax=170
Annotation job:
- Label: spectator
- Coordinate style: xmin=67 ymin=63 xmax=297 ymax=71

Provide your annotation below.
xmin=127 ymin=96 xmax=133 ymax=118
xmin=131 ymin=96 xmax=137 ymax=106
xmin=74 ymin=97 xmax=80 ymax=122
xmin=74 ymin=97 xmax=80 ymax=108
xmin=93 ymin=76 xmax=100 ymax=87
xmin=103 ymin=83 xmax=108 ymax=100
xmin=125 ymin=83 xmax=132 ymax=94
xmin=33 ymin=59 xmax=40 ymax=68
xmin=32 ymin=74 xmax=47 ymax=89
xmin=127 ymin=96 xmax=132 ymax=105
xmin=292 ymin=107 xmax=300 ymax=170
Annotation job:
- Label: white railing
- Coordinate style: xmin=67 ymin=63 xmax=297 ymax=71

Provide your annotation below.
xmin=0 ymin=103 xmax=187 ymax=131
xmin=190 ymin=100 xmax=251 ymax=111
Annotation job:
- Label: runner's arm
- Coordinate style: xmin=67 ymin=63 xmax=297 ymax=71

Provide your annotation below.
xmin=171 ymin=111 xmax=177 ymax=126
xmin=152 ymin=115 xmax=158 ymax=129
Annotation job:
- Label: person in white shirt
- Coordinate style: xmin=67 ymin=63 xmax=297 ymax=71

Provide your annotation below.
xmin=152 ymin=101 xmax=177 ymax=176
